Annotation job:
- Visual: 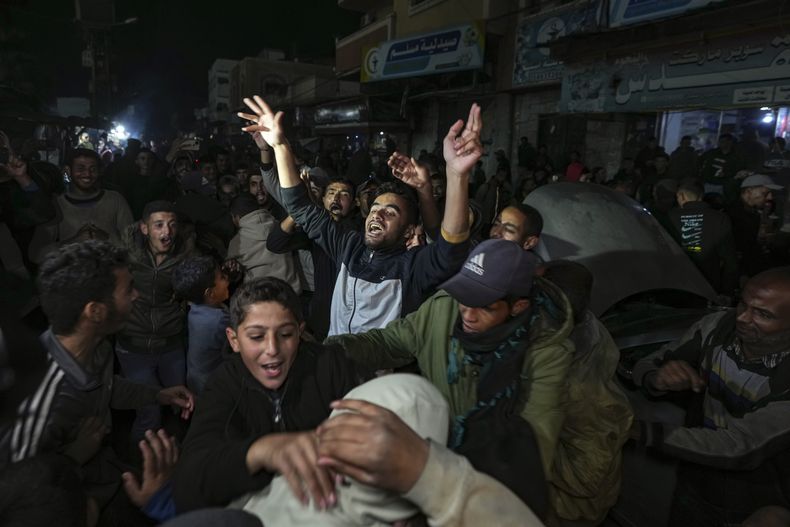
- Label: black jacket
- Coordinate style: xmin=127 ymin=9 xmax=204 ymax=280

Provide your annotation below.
xmin=172 ymin=342 xmax=360 ymax=512
xmin=668 ymin=201 xmax=738 ymax=295
xmin=281 ymin=184 xmax=469 ymax=336
xmin=118 ymin=223 xmax=196 ymax=354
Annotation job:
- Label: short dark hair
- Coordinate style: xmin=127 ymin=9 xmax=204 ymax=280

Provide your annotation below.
xmin=678 ymin=179 xmax=704 ymax=200
xmin=229 ymin=277 xmax=303 ymax=329
xmin=37 ymin=240 xmax=128 ymax=335
xmin=218 ymin=175 xmax=240 ymax=191
xmin=542 ymin=260 xmax=593 ymax=322
xmin=66 ymin=148 xmax=100 ymax=169
xmin=326 ymin=177 xmax=356 ymax=199
xmin=172 ymin=256 xmax=217 ymax=304
xmin=373 ymin=181 xmax=419 ymax=226
xmin=142 ymin=200 xmax=177 ymax=221
xmin=513 ymin=203 xmax=544 ymax=238
xmin=681 ymin=135 xmax=693 ymax=142
xmin=655 ymin=153 xmax=670 ymax=161
xmin=230 ymin=193 xmax=261 ymax=218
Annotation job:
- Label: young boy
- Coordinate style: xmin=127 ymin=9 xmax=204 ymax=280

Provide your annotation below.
xmin=172 ymin=255 xmax=231 ymax=396
xmin=173 ymin=277 xmax=360 ymax=512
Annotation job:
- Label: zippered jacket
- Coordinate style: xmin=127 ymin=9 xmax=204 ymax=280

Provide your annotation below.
xmin=281 ymin=185 xmax=469 ymax=336
xmin=118 ymin=223 xmax=196 ymax=354
xmin=172 ymin=342 xmax=360 ymax=512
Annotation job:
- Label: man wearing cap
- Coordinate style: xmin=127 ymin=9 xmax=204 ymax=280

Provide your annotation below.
xmin=326 ymin=239 xmax=575 ymax=520
xmin=726 ymin=173 xmax=784 ymax=277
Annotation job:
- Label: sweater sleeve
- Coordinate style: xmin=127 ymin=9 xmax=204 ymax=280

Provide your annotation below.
xmin=632 ymin=311 xmax=727 ymax=395
xmin=260 ymin=165 xmax=286 ymax=207
xmin=643 ymin=399 xmax=790 ymax=471
xmin=518 ymin=336 xmax=573 ymax=474
xmin=280 ymin=185 xmax=358 ymax=263
xmin=404 ymin=442 xmax=544 ymax=527
xmin=409 ymin=230 xmax=470 ymax=296
xmin=173 ymin=364 xmax=273 ymax=512
xmin=324 ymin=305 xmax=425 ymax=373
xmin=266 ymin=222 xmax=311 ymax=254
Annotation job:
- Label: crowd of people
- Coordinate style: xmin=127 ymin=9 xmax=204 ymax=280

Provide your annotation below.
xmin=0 ymin=95 xmax=789 ymax=527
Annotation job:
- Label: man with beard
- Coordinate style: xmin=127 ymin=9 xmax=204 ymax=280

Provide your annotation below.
xmin=632 ymin=267 xmax=790 ymax=526
xmin=240 ymin=95 xmax=477 ymax=335
xmin=33 ymin=148 xmax=133 ymax=258
xmin=117 ymin=201 xmax=196 ymax=442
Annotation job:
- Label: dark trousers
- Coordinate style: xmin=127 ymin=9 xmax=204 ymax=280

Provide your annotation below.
xmin=115 ymin=344 xmax=186 ymax=442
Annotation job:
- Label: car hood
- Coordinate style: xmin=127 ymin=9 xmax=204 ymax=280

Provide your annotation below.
xmin=524 ymin=182 xmax=716 ymax=315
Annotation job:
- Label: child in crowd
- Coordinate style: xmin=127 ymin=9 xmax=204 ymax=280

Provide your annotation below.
xmin=172 ymin=255 xmax=230 ymax=395
xmin=172 ymin=277 xmax=360 ymax=512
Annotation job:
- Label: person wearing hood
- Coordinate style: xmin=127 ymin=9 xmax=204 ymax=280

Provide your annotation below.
xmin=227 ymin=193 xmax=301 ymax=294
xmin=117 ymin=200 xmax=196 ymax=443
xmin=236 ymin=374 xmax=448 ymax=526
xmin=326 ymin=239 xmax=575 ymax=519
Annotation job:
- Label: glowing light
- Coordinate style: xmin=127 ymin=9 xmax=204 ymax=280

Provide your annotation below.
xmin=763 ymin=113 xmax=775 ymax=124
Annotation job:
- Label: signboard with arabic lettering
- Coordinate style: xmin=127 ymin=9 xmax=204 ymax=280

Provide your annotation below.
xmin=512 ymin=3 xmax=600 ymax=88
xmin=361 ymin=22 xmax=484 ymax=83
xmin=560 ymin=30 xmax=790 ymax=112
xmin=609 ymin=0 xmax=724 ymax=28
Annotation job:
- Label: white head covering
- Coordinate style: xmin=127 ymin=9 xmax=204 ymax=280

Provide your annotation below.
xmin=238 ymin=374 xmax=449 ymax=526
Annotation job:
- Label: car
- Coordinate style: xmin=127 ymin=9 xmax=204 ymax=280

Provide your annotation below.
xmin=525 ymin=182 xmax=725 ymax=527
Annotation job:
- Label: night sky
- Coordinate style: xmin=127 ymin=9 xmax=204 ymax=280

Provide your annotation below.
xmin=2 ymin=0 xmax=359 ymax=134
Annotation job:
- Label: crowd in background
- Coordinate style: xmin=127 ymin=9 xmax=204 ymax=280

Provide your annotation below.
xmin=1 ymin=96 xmax=790 ymax=527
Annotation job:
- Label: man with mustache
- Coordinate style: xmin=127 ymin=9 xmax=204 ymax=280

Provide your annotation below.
xmin=632 ymin=266 xmax=790 ymax=526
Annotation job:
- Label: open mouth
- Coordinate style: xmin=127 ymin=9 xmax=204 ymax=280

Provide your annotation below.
xmin=367 ymin=221 xmax=384 ymax=234
xmin=260 ymin=361 xmax=283 ymax=378
xmin=330 ymin=203 xmax=343 ymax=213
xmin=159 ymin=236 xmax=173 ymax=247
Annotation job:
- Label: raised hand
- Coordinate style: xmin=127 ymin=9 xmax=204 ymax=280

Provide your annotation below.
xmin=388 ymin=152 xmax=429 ymax=191
xmin=316 ymin=399 xmax=429 ymax=494
xmin=238 ymin=95 xmax=286 ymax=148
xmin=443 ymin=103 xmax=483 ymax=177
xmin=122 ymin=429 xmax=179 ymax=508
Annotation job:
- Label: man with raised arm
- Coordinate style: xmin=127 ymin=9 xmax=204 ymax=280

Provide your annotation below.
xmin=238 ymin=95 xmax=478 ymax=335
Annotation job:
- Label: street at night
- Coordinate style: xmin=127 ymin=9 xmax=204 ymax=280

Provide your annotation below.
xmin=2 ymin=1 xmax=790 ymax=526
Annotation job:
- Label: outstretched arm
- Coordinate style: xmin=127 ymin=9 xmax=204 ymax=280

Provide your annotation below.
xmin=238 ymin=96 xmax=300 ymax=189
xmin=441 ymin=103 xmax=482 ymax=239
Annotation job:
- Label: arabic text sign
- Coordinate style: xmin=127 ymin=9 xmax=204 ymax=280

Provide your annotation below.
xmin=609 ymin=0 xmax=724 ymax=28
xmin=512 ymin=3 xmax=599 ymax=88
xmin=361 ymin=22 xmax=484 ymax=83
xmin=561 ymin=31 xmax=790 ymax=112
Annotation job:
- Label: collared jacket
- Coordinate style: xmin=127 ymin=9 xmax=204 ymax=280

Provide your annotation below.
xmin=281 ymin=185 xmax=469 ymax=336
xmin=1 ymin=328 xmax=160 ymax=467
xmin=633 ymin=310 xmax=790 ymax=512
xmin=172 ymin=342 xmax=360 ymax=512
xmin=326 ymin=279 xmax=574 ymax=484
xmin=118 ymin=223 xmax=196 ymax=354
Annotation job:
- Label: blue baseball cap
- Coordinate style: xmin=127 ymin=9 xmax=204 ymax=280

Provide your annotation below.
xmin=440 ymin=239 xmax=537 ymax=307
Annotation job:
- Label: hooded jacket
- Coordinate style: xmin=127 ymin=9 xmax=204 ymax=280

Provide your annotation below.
xmin=118 ymin=223 xmax=196 ymax=354
xmin=326 ymin=278 xmax=574 ymax=488
xmin=238 ymin=374 xmax=450 ymax=526
xmin=227 ymin=209 xmax=301 ymax=294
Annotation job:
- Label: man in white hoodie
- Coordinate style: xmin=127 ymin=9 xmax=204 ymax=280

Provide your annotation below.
xmin=227 ymin=193 xmax=301 ymax=294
